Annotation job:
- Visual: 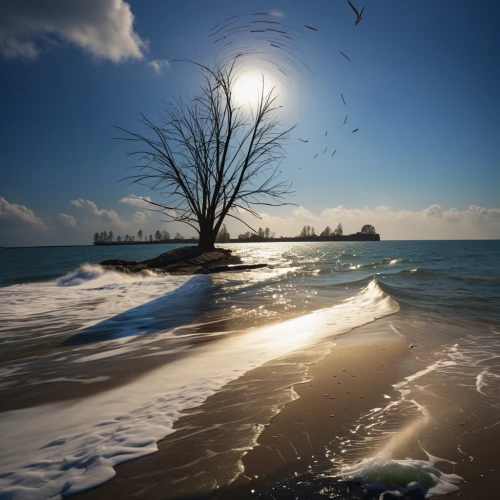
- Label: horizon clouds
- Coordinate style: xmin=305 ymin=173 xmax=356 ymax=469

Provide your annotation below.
xmin=1 ymin=195 xmax=499 ymax=246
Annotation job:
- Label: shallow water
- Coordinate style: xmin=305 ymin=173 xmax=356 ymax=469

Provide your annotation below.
xmin=0 ymin=241 xmax=499 ymax=498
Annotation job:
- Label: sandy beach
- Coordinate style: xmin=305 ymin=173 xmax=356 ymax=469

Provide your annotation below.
xmin=75 ymin=320 xmax=420 ymax=499
xmin=73 ymin=316 xmax=500 ymax=500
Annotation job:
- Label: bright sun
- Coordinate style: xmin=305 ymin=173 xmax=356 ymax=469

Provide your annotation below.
xmin=232 ymin=72 xmax=283 ymax=108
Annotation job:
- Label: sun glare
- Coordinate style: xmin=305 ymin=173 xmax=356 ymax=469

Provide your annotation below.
xmin=232 ymin=71 xmax=283 ymax=108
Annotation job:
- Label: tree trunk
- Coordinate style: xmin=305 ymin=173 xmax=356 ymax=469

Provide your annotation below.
xmin=198 ymin=222 xmax=216 ymax=249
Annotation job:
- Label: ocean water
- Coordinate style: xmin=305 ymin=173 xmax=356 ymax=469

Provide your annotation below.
xmin=0 ymin=241 xmax=499 ymax=499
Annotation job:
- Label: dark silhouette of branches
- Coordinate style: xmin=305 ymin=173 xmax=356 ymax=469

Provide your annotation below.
xmin=118 ymin=56 xmax=296 ymax=248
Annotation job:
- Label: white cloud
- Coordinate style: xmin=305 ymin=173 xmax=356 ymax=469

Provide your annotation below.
xmin=422 ymin=204 xmax=443 ymax=218
xmin=0 ymin=0 xmax=148 ymax=62
xmin=132 ymin=211 xmax=149 ymax=225
xmin=57 ymin=213 xmax=76 ymax=228
xmin=70 ymin=198 xmax=124 ymax=227
xmin=0 ymin=196 xmax=48 ymax=233
xmin=147 ymin=59 xmax=170 ymax=75
xmin=119 ymin=195 xmax=153 ymax=208
xmin=231 ymin=204 xmax=500 ymax=240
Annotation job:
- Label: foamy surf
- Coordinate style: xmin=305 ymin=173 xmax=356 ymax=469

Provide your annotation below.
xmin=0 ymin=263 xmax=194 ymax=343
xmin=328 ymin=332 xmax=500 ymax=499
xmin=340 ymin=452 xmax=462 ymax=498
xmin=0 ymin=280 xmax=399 ymax=499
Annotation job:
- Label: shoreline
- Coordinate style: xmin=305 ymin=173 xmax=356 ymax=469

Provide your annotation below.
xmin=75 ymin=319 xmax=419 ymax=499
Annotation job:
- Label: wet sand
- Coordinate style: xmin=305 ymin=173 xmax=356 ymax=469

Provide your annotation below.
xmin=220 ymin=327 xmax=418 ymax=499
xmin=76 ymin=320 xmax=422 ymax=499
xmin=71 ymin=318 xmax=500 ymax=499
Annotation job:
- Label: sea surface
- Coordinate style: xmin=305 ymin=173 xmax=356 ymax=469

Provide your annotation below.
xmin=0 ymin=241 xmax=499 ymax=499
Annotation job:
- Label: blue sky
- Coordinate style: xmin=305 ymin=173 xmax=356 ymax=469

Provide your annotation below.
xmin=0 ymin=0 xmax=499 ymax=245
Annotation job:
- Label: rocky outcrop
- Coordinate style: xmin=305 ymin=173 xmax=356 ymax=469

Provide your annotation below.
xmin=100 ymin=246 xmax=267 ymax=275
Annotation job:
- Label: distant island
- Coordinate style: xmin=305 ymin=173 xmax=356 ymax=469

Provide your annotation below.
xmin=93 ymin=224 xmax=380 ymax=245
xmin=94 ymin=234 xmax=380 ymax=245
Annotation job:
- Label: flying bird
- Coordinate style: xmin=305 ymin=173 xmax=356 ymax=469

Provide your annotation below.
xmin=340 ymin=51 xmax=351 ymax=62
xmin=341 ymin=93 xmax=346 ymax=105
xmin=348 ymin=0 xmax=365 ymax=26
xmin=323 ymin=147 xmax=327 ymax=154
xmin=305 ymin=25 xmax=318 ymax=31
xmin=331 ymin=150 xmax=337 ymax=156
xmin=314 ymin=154 xmax=318 ymax=158
xmin=352 ymin=128 xmax=359 ymax=133
xmin=343 ymin=115 xmax=348 ymax=125
xmin=298 ymin=138 xmax=309 ymax=142
xmin=325 ymin=131 xmax=328 ymax=137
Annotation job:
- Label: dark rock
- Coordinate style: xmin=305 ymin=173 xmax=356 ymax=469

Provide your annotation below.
xmin=99 ymin=246 xmax=265 ymax=276
xmin=100 ymin=259 xmax=137 ymax=266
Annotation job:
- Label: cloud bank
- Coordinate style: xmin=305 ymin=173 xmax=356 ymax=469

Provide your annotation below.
xmin=1 ymin=195 xmax=499 ymax=246
xmin=251 ymin=204 xmax=500 ymax=240
xmin=0 ymin=0 xmax=147 ymax=62
xmin=0 ymin=196 xmax=48 ymax=233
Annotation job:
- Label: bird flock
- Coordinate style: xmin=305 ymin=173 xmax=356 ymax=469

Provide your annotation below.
xmin=193 ymin=0 xmax=366 ymax=166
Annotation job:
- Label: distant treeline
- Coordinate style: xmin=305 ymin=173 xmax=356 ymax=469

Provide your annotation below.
xmin=94 ymin=229 xmax=186 ymax=243
xmin=93 ymin=224 xmax=379 ymax=245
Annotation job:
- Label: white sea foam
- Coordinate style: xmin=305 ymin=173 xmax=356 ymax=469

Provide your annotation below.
xmin=0 ymin=263 xmax=193 ymax=341
xmin=340 ymin=453 xmax=462 ymax=498
xmin=0 ymin=280 xmax=398 ymax=499
xmin=331 ymin=332 xmax=500 ymax=499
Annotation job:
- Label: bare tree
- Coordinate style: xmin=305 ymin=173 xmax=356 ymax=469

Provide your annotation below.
xmin=137 ymin=229 xmax=143 ymax=241
xmin=334 ymin=223 xmax=343 ymax=236
xmin=119 ymin=57 xmax=295 ymax=248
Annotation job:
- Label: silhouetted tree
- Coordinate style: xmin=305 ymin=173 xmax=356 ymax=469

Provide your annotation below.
xmin=334 ymin=223 xmax=343 ymax=236
xmin=311 ymin=227 xmax=316 ymax=237
xmin=109 ymin=231 xmax=114 ymax=242
xmin=162 ymin=230 xmax=170 ymax=240
xmin=299 ymin=225 xmax=311 ymax=238
xmin=320 ymin=226 xmax=332 ymax=237
xmin=137 ymin=229 xmax=143 ymax=241
xmin=216 ymin=224 xmax=230 ymax=242
xmin=175 ymin=232 xmax=184 ymax=240
xmin=125 ymin=234 xmax=130 ymax=241
xmin=154 ymin=230 xmax=161 ymax=241
xmin=258 ymin=227 xmax=265 ymax=238
xmin=117 ymin=235 xmax=122 ymax=242
xmin=149 ymin=234 xmax=153 ymax=242
xmin=264 ymin=227 xmax=270 ymax=239
xmin=94 ymin=232 xmax=99 ymax=243
xmin=238 ymin=231 xmax=251 ymax=240
xmin=361 ymin=224 xmax=376 ymax=235
xmin=120 ymin=57 xmax=295 ymax=249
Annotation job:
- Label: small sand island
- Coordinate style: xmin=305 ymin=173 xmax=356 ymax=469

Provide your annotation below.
xmin=100 ymin=246 xmax=267 ymax=275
